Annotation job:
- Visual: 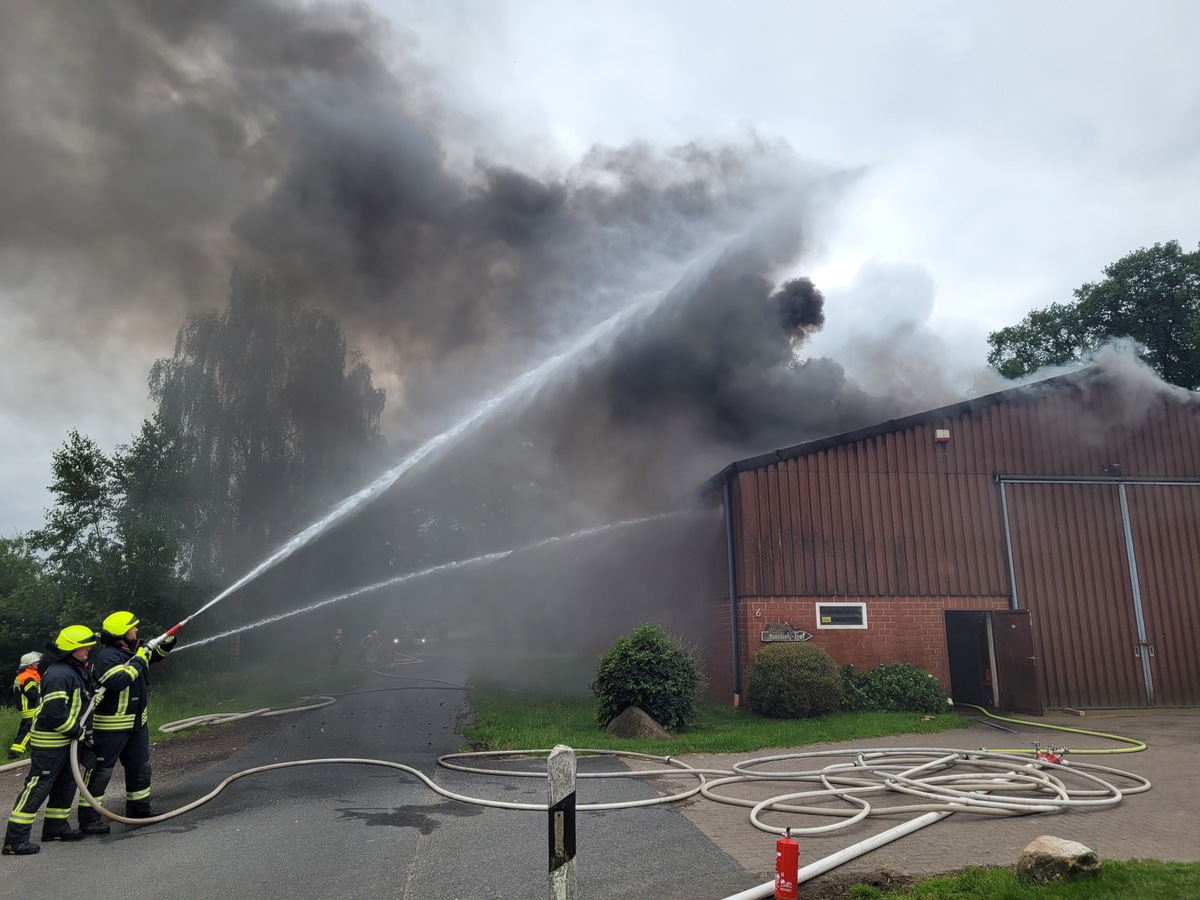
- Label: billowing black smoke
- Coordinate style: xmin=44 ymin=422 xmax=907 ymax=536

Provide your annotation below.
xmin=1 ymin=0 xmax=915 ymax=659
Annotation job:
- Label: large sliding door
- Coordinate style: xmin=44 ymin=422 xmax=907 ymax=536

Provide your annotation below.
xmin=1003 ymin=480 xmax=1141 ymax=707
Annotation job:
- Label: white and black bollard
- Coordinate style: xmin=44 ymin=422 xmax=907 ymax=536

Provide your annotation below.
xmin=548 ymin=744 xmax=577 ymax=900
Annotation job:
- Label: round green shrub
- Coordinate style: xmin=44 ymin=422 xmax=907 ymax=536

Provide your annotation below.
xmin=745 ymin=643 xmax=843 ymax=719
xmin=590 ymin=624 xmax=705 ymax=731
xmin=861 ymin=662 xmax=947 ymax=714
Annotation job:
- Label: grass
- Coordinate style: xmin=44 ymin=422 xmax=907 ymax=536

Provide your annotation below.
xmin=146 ymin=662 xmax=366 ymax=740
xmin=459 ymin=688 xmax=972 ymax=755
xmin=1 ymin=662 xmax=367 ymax=755
xmin=850 ymin=860 xmax=1200 ymax=899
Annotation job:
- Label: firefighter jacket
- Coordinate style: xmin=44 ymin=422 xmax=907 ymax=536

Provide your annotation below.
xmin=28 ymin=647 xmax=93 ymax=751
xmin=12 ymin=665 xmax=41 ymax=722
xmin=92 ymin=639 xmax=171 ymax=732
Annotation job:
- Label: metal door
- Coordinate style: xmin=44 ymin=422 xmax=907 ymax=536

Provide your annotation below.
xmin=991 ymin=610 xmax=1042 ymax=714
xmin=1125 ymin=484 xmax=1200 ymax=705
xmin=1000 ymin=480 xmax=1145 ymax=707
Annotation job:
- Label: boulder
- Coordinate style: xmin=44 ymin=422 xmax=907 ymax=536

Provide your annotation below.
xmin=605 ymin=706 xmax=671 ymax=740
xmin=1015 ymin=835 xmax=1101 ymax=884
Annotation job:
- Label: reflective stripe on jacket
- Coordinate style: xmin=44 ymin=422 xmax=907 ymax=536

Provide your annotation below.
xmin=92 ymin=640 xmax=169 ymax=731
xmin=29 ymin=652 xmax=92 ymax=750
xmin=13 ymin=667 xmax=41 ymax=719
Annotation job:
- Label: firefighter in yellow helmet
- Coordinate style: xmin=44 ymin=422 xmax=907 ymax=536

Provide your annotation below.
xmin=77 ymin=611 xmax=176 ymax=834
xmin=3 ymin=626 xmax=97 ymax=855
xmin=8 ymin=651 xmax=43 ymax=760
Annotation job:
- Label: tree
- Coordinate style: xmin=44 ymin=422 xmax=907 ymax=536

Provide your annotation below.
xmin=987 ymin=241 xmax=1200 ymax=387
xmin=0 ymin=536 xmax=60 ymax=665
xmin=148 ymin=269 xmax=387 ymax=584
xmin=28 ymin=420 xmax=193 ymax=630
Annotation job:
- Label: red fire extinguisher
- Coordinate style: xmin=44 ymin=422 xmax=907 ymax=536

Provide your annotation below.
xmin=775 ymin=827 xmax=799 ymax=899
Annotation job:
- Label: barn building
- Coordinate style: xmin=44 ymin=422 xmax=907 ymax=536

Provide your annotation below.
xmin=702 ymin=367 xmax=1200 ymax=713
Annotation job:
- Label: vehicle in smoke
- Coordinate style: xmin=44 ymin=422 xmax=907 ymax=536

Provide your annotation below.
xmin=379 ymin=622 xmax=426 ymax=662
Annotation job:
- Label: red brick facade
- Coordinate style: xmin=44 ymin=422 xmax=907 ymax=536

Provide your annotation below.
xmin=711 ymin=595 xmax=1010 ymax=703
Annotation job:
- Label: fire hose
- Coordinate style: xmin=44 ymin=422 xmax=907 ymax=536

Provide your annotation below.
xmin=1 ymin=666 xmax=1155 ymax=896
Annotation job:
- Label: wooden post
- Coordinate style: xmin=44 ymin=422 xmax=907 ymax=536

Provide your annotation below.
xmin=548 ymin=744 xmax=577 ymax=899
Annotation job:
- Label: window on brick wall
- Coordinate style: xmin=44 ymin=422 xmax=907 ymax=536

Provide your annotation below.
xmin=815 ymin=602 xmax=867 ymax=629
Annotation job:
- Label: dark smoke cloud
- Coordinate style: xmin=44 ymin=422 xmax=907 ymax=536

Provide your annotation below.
xmin=2 ymin=0 xmax=928 ymax=658
xmin=0 ymin=0 xmax=870 ymax=453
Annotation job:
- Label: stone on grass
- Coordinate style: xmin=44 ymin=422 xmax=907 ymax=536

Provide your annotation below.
xmin=605 ymin=706 xmax=671 ymax=740
xmin=1015 ymin=835 xmax=1101 ymax=884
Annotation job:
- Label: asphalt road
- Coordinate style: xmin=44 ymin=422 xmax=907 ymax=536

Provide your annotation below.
xmin=2 ymin=645 xmax=756 ymax=899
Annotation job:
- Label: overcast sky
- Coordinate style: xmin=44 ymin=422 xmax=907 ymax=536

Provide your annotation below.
xmin=2 ymin=0 xmax=1198 ymax=538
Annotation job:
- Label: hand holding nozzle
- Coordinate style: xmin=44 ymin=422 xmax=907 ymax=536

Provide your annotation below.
xmin=143 ymin=618 xmax=188 ymax=655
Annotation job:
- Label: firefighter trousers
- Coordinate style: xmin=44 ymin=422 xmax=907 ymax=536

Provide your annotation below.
xmin=5 ymin=746 xmax=78 ymax=844
xmin=80 ymin=725 xmax=152 ymax=820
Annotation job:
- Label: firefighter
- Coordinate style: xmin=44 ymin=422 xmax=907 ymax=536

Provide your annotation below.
xmin=359 ymin=630 xmax=378 ymax=664
xmin=332 ymin=628 xmax=343 ymax=667
xmin=77 ymin=611 xmax=176 ymax=834
xmin=3 ymin=626 xmax=97 ymax=856
xmin=8 ymin=652 xmax=42 ymax=760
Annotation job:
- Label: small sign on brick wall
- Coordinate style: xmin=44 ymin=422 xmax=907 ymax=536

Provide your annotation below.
xmin=761 ymin=622 xmax=813 ymax=643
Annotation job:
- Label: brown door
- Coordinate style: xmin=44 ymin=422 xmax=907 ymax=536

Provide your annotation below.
xmin=992 ymin=610 xmax=1042 ymax=714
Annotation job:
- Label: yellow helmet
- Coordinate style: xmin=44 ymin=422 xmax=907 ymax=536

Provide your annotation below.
xmin=55 ymin=625 xmax=99 ymax=652
xmin=102 ymin=611 xmax=140 ymax=639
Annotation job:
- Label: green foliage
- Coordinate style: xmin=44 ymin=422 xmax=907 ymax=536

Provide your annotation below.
xmin=839 ymin=664 xmax=874 ymax=712
xmin=860 ymin=860 xmax=1200 ymax=899
xmin=987 ymin=240 xmax=1200 ymax=388
xmin=0 ymin=535 xmax=61 ymax=668
xmin=590 ymin=623 xmax=705 ymax=731
xmin=744 ymin=642 xmax=843 ymax=719
xmin=843 ymin=662 xmax=947 ymax=715
xmin=27 ymin=421 xmax=193 ymax=633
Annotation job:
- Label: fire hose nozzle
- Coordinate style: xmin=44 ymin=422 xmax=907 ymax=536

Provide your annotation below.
xmin=144 ymin=619 xmax=189 ymax=654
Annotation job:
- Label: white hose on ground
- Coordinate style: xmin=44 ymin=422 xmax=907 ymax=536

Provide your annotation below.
xmin=39 ymin=685 xmax=1152 ymax=897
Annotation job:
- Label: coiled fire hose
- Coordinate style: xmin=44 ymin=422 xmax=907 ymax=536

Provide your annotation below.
xmin=4 ymin=671 xmax=1153 ymax=880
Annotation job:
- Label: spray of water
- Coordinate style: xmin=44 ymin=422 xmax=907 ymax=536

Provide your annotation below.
xmin=181 ymin=510 xmax=702 ymax=649
xmin=190 ymin=297 xmax=654 ymax=621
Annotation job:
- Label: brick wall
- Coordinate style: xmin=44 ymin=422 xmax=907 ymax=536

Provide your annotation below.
xmin=710 ymin=595 xmax=1010 ymax=700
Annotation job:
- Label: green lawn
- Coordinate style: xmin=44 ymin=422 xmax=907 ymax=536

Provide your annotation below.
xmin=1 ymin=662 xmax=366 ymax=754
xmin=852 ymin=860 xmax=1200 ymax=899
xmin=459 ymin=688 xmax=971 ymax=755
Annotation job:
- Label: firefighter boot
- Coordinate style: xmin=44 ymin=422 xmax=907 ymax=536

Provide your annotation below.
xmin=42 ymin=825 xmax=84 ymax=842
xmin=3 ymin=841 xmax=40 ymax=855
xmin=125 ymin=801 xmax=154 ymax=819
xmin=78 ymin=807 xmax=111 ymax=835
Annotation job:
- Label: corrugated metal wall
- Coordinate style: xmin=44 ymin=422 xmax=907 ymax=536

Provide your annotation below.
xmin=1004 ymin=481 xmax=1144 ymax=707
xmin=1126 ymin=484 xmax=1200 ymax=706
xmin=727 ymin=377 xmax=1200 ymax=708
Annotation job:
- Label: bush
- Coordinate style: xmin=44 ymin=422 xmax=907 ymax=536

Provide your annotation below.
xmin=844 ymin=662 xmax=947 ymax=714
xmin=744 ymin=643 xmax=843 ymax=719
xmin=590 ymin=624 xmax=705 ymax=731
xmin=839 ymin=664 xmax=873 ymax=712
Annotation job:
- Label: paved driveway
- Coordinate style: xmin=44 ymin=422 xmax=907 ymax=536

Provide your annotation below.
xmin=673 ymin=708 xmax=1200 ymax=886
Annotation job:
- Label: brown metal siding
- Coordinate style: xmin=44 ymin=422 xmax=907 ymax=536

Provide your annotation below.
xmin=1005 ymin=482 xmax=1144 ymax=708
xmin=733 ymin=461 xmax=1010 ymax=598
xmin=1126 ymin=484 xmax=1200 ymax=705
xmin=728 ymin=377 xmax=1200 ymax=708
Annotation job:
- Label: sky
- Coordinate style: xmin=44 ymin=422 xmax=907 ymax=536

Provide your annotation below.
xmin=2 ymin=0 xmax=1199 ymax=539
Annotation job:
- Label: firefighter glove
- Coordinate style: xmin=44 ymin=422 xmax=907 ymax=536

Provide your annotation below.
xmin=135 ymin=646 xmax=152 ymax=664
xmin=160 ymin=633 xmax=177 ymax=649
